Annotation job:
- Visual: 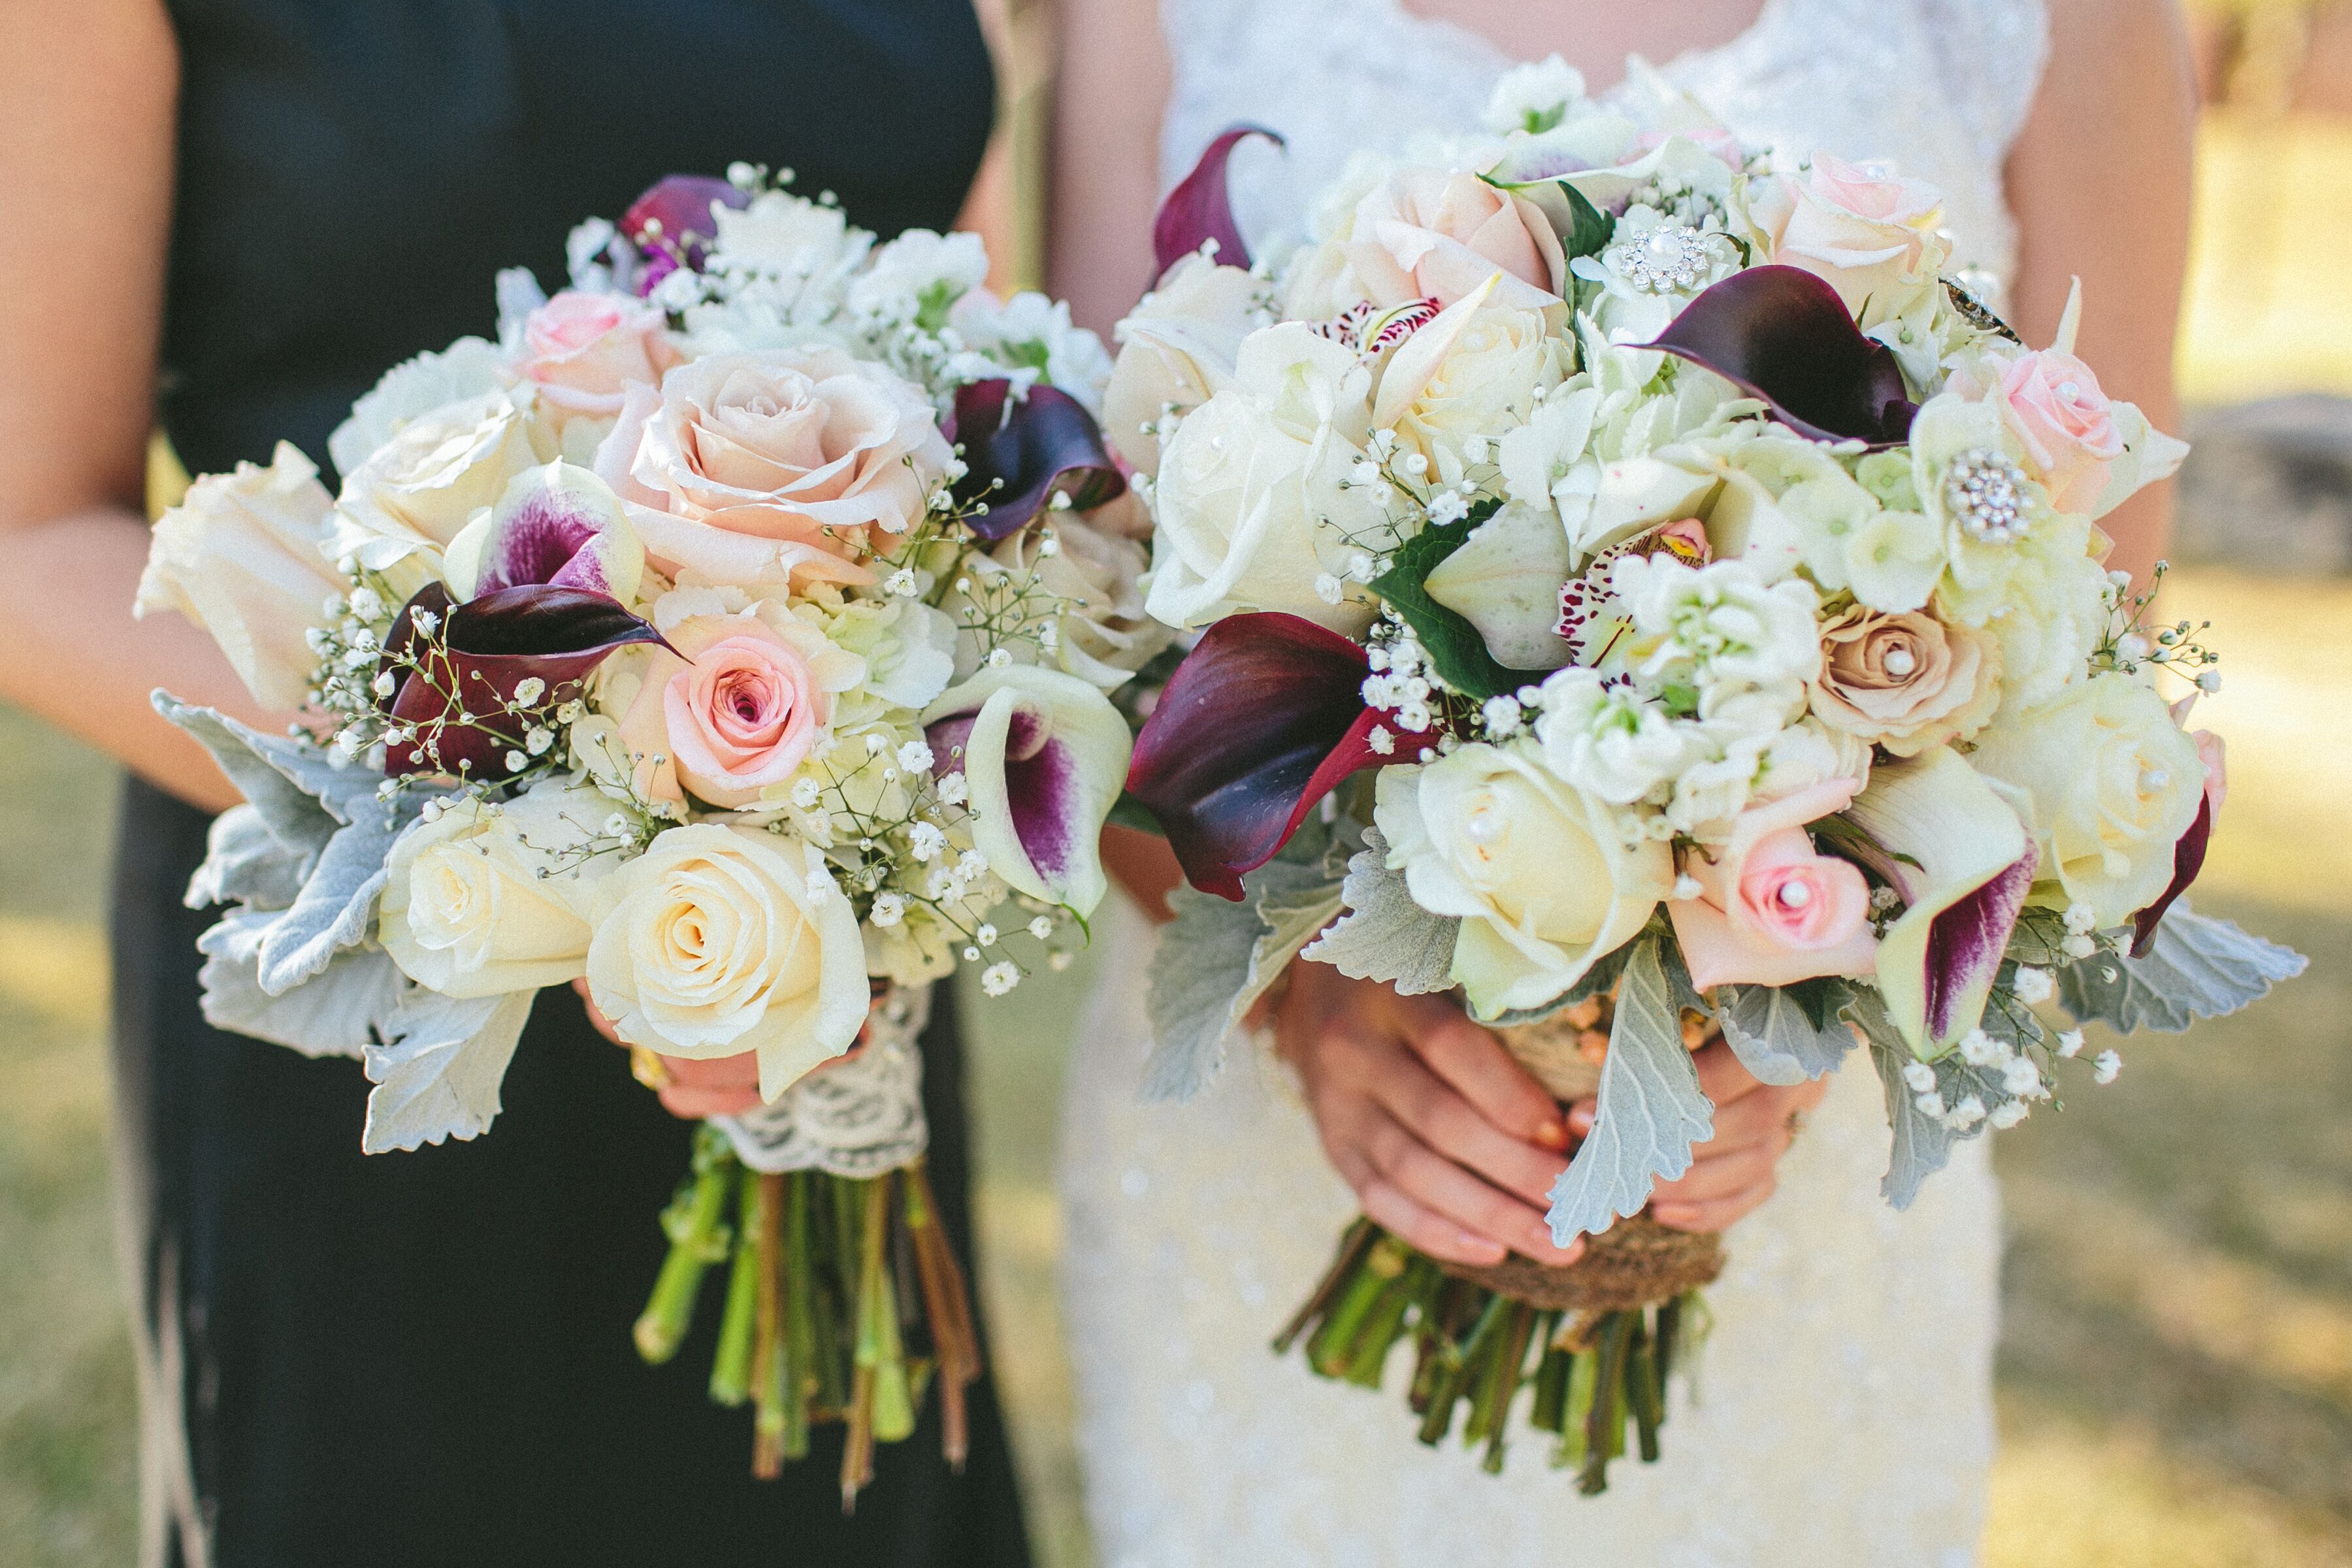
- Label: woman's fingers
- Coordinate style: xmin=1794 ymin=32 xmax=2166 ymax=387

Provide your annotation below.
xmin=1399 ymin=1002 xmax=1567 ymax=1149
xmin=1652 ymin=1142 xmax=1780 ymax=1206
xmin=1652 ymin=1183 xmax=1776 ymax=1233
xmin=1360 ymin=1114 xmax=1578 ymax=1263
xmin=1359 ymin=1039 xmax=1566 ymax=1208
xmin=657 ymin=1082 xmax=763 ymax=1119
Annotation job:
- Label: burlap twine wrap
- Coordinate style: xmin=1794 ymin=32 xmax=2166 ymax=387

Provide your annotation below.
xmin=1433 ymin=1009 xmax=1723 ymax=1314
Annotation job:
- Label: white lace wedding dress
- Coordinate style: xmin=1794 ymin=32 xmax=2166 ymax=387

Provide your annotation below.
xmin=1058 ymin=3 xmax=2048 ymax=1563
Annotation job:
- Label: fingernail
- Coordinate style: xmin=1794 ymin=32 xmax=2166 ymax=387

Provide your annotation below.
xmin=1567 ymin=1104 xmax=1595 ymax=1135
xmin=1533 ymin=1117 xmax=1570 ymax=1151
xmin=1459 ymin=1232 xmax=1505 ymax=1263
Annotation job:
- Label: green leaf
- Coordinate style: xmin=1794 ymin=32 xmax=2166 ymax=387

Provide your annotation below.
xmin=1559 ymin=180 xmax=1614 ymax=263
xmin=1367 ymin=501 xmax=1539 ymax=701
xmin=1543 ymin=936 xmax=1716 ymax=1245
xmin=2057 ymin=902 xmax=2304 ymax=1034
xmin=361 ymin=988 xmax=538 ymax=1152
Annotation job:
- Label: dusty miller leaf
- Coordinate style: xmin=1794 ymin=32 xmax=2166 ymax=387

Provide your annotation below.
xmin=1301 ymin=826 xmax=1461 ymax=996
xmin=1716 ymin=979 xmax=1859 ymax=1086
xmin=195 ymin=909 xmax=412 ymax=1060
xmin=250 ymin=796 xmax=424 ymax=996
xmin=1543 ymin=936 xmax=1714 ymax=1245
xmin=361 ymin=988 xmax=537 ymax=1152
xmin=1486 ymin=939 xmax=1638 ymax=1027
xmin=1869 ymin=1031 xmax=1959 ymax=1209
xmin=2057 ymin=903 xmax=2304 ymax=1034
xmin=185 ymin=804 xmax=310 ymax=912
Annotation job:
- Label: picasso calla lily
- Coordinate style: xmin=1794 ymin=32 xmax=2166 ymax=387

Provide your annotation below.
xmin=1154 ymin=125 xmax=1283 ymax=277
xmin=947 ymin=380 xmax=1126 ymax=542
xmin=443 ymin=462 xmax=645 ymax=604
xmin=1843 ymin=746 xmax=2036 ymax=1057
xmin=1646 ymin=265 xmax=1918 ymax=447
xmin=1125 ymin=612 xmax=1386 ymax=900
xmin=923 ymin=666 xmax=1133 ymax=914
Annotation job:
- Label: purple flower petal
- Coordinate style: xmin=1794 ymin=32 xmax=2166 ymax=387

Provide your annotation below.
xmin=2131 ymin=791 xmax=2212 ymax=957
xmin=1125 ymin=612 xmax=1383 ymax=900
xmin=1154 ymin=126 xmax=1283 ymax=278
xmin=381 ymin=584 xmax=666 ymax=781
xmin=1646 ymin=265 xmax=1918 ymax=447
xmin=1922 ymin=848 xmax=2036 ymax=1041
xmin=621 ymin=174 xmax=749 ymax=284
xmin=948 ymin=380 xmax=1125 ymax=542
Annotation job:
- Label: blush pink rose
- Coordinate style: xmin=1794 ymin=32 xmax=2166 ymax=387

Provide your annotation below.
xmin=1752 ymin=155 xmax=1946 ymax=316
xmin=596 ymin=348 xmax=951 ymax=591
xmin=1341 ymin=168 xmax=1566 ymax=311
xmin=1997 ymin=349 xmax=2124 ymax=515
xmin=517 ymin=291 xmax=681 ymax=415
xmin=619 ymin=614 xmax=840 ymax=809
xmin=1669 ymin=777 xmax=1880 ymax=990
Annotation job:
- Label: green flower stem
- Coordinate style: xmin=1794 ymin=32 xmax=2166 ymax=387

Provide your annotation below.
xmin=634 ymin=1134 xmax=737 ymax=1365
xmin=1477 ymin=1303 xmax=1540 ymax=1475
xmin=1273 ymin=1218 xmax=1377 ymax=1355
xmin=1528 ymin=1316 xmax=1571 ymax=1435
xmin=1307 ymin=1235 xmax=1407 ymax=1377
xmin=751 ymin=1172 xmax=787 ymax=1479
xmin=1579 ymin=1312 xmax=1635 ymax=1496
xmin=866 ymin=1179 xmax=917 ymax=1446
xmin=782 ymin=1171 xmax=818 ymax=1458
xmin=1416 ymin=1294 xmax=1505 ymax=1447
xmin=1342 ymin=1256 xmax=1429 ymax=1388
xmin=1627 ymin=1313 xmax=1665 ymax=1464
xmin=708 ymin=1169 xmax=764 ymax=1406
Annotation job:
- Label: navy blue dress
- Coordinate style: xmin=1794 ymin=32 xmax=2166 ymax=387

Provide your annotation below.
xmin=115 ymin=5 xmax=1030 ymax=1564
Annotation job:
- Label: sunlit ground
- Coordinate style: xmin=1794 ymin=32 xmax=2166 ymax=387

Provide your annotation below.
xmin=5 ymin=122 xmax=2349 ymax=1567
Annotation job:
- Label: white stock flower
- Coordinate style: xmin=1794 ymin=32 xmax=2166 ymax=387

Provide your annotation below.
xmin=1615 ymin=553 xmax=1821 ymax=715
xmin=952 ymin=290 xmax=1117 ymax=414
xmin=706 ymin=189 xmax=872 ymax=282
xmin=1375 ymin=745 xmax=1674 ymax=1018
xmin=1483 ymin=55 xmax=1588 ymax=133
xmin=135 ymin=443 xmax=344 ymax=711
xmin=586 ymin=823 xmax=871 ymax=1102
xmin=379 ymin=781 xmax=619 ymax=998
xmin=849 ymin=228 xmax=989 ymax=327
xmin=1533 ymin=667 xmax=1697 ymax=806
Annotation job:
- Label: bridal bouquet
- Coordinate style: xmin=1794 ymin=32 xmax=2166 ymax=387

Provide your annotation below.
xmin=134 ymin=167 xmax=1161 ymax=1502
xmin=1111 ymin=61 xmax=2304 ymax=1488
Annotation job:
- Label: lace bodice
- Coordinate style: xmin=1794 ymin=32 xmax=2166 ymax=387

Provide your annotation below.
xmin=1160 ymin=0 xmax=2048 ymax=302
xmin=1062 ymin=5 xmax=2049 ymax=1563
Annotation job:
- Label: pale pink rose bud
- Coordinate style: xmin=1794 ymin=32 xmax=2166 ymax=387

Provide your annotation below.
xmin=517 ymin=290 xmax=681 ymax=416
xmin=1996 ymin=348 xmax=2124 ymax=515
xmin=1338 ymin=167 xmax=1566 ymax=311
xmin=1733 ymin=828 xmax=1875 ymax=953
xmin=619 ymin=612 xmax=855 ymax=809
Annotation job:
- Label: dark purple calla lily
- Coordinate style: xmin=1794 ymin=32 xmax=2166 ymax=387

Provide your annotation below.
xmin=1646 ymin=265 xmax=1918 ymax=447
xmin=380 ymin=583 xmax=666 ymax=781
xmin=621 ymin=174 xmax=751 ymax=291
xmin=2131 ymin=791 xmax=2212 ymax=957
xmin=1126 ymin=612 xmax=1386 ymax=901
xmin=1153 ymin=125 xmax=1283 ymax=278
xmin=948 ymin=380 xmax=1126 ymax=541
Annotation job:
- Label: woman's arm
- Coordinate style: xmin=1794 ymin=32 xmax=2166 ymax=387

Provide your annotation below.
xmin=0 ymin=0 xmax=259 ymax=813
xmin=2005 ymin=0 xmax=2199 ymax=589
xmin=1048 ymin=0 xmax=1169 ymax=340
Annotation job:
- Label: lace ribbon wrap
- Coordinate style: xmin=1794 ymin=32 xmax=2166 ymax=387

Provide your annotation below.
xmin=708 ymin=983 xmax=932 ymax=1177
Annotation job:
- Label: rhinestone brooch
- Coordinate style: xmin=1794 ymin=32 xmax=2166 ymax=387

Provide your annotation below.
xmin=1605 ymin=225 xmax=1716 ymax=295
xmin=1942 ymin=448 xmax=2033 ymax=545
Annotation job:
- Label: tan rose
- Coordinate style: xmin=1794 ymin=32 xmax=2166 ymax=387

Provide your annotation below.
xmin=1337 ymin=167 xmax=1566 ymax=312
xmin=1101 ymin=252 xmax=1265 ymax=476
xmin=1808 ymin=606 xmax=2001 ymax=757
xmin=596 ymin=348 xmax=949 ymax=591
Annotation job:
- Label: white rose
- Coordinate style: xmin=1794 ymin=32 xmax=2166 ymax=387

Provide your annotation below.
xmin=1102 ymin=253 xmax=1267 ymax=475
xmin=135 ymin=442 xmax=342 ymax=710
xmin=1143 ymin=324 xmax=1380 ymax=632
xmin=379 ymin=780 xmax=619 ymax=998
xmin=327 ymin=389 xmax=544 ymax=596
xmin=1968 ymin=672 xmax=2204 ymax=926
xmin=1375 ymin=744 xmax=1674 ymax=1018
xmin=585 ymin=823 xmax=871 ymax=1101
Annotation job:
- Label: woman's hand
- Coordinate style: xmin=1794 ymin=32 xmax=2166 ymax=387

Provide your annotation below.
xmin=1567 ymin=1038 xmax=1830 ymax=1234
xmin=569 ymin=978 xmax=762 ymax=1119
xmin=1273 ymin=963 xmax=1584 ymax=1269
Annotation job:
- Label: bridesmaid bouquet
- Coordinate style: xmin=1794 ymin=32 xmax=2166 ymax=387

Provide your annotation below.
xmin=1110 ymin=61 xmax=2304 ymax=1489
xmin=133 ymin=169 xmax=1162 ymax=1503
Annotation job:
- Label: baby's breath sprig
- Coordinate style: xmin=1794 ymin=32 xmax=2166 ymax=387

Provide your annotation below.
xmin=2095 ymin=559 xmax=2222 ymax=693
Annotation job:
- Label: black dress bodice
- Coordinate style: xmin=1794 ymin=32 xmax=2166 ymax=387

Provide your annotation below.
xmin=116 ymin=5 xmax=1026 ymax=1565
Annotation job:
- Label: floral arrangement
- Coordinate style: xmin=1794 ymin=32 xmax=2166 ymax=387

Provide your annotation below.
xmin=134 ymin=167 xmax=1161 ymax=1501
xmin=1109 ymin=60 xmax=2304 ymax=1488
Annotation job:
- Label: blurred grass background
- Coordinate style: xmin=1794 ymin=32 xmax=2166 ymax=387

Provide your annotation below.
xmin=7 ymin=2 xmax=2352 ymax=1562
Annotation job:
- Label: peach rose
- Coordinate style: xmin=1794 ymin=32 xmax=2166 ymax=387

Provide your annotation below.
xmin=617 ymin=605 xmax=862 ymax=809
xmin=515 ymin=290 xmax=680 ymax=416
xmin=1752 ymin=155 xmax=1946 ymax=317
xmin=596 ymin=348 xmax=950 ymax=590
xmin=1808 ymin=606 xmax=2001 ymax=757
xmin=1339 ymin=167 xmax=1565 ymax=312
xmin=1996 ymin=349 xmax=2124 ymax=515
xmin=1669 ymin=777 xmax=1879 ymax=991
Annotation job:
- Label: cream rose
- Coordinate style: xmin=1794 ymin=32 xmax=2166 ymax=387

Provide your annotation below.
xmin=1808 ymin=606 xmax=2001 ymax=757
xmin=1337 ymin=167 xmax=1566 ymax=312
xmin=1144 ymin=325 xmax=1380 ymax=633
xmin=135 ymin=442 xmax=342 ymax=711
xmin=617 ymin=594 xmax=866 ymax=809
xmin=515 ymin=289 xmax=681 ymax=416
xmin=1750 ymin=155 xmax=1947 ymax=319
xmin=1102 ymin=253 xmax=1265 ymax=476
xmin=585 ymin=823 xmax=871 ymax=1102
xmin=378 ymin=781 xmax=618 ymax=998
xmin=1968 ymin=672 xmax=2205 ymax=926
xmin=1375 ymin=744 xmax=1674 ymax=1018
xmin=597 ymin=348 xmax=949 ymax=591
xmin=1373 ymin=299 xmax=1565 ymax=469
xmin=327 ymin=389 xmax=544 ymax=596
